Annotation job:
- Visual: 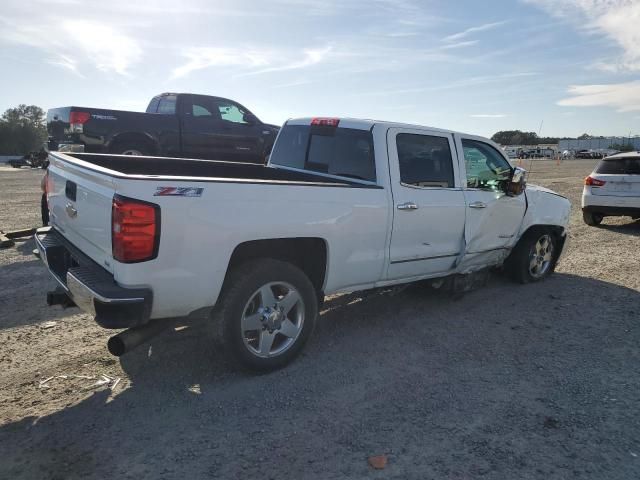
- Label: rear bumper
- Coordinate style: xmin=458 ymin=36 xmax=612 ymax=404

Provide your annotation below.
xmin=34 ymin=227 xmax=152 ymax=328
xmin=582 ymin=205 xmax=640 ymax=217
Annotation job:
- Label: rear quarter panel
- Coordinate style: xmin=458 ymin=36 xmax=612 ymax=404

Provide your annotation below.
xmin=113 ymin=178 xmax=391 ymax=319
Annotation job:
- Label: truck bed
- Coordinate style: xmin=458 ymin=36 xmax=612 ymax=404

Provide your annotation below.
xmin=53 ymin=152 xmax=378 ymax=187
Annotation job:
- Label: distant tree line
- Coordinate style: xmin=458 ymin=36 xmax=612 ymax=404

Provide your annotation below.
xmin=490 ymin=130 xmax=561 ymax=145
xmin=492 ymin=130 xmax=638 ymax=150
xmin=0 ymin=105 xmax=48 ymax=155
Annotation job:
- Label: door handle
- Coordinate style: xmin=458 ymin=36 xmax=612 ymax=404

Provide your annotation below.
xmin=65 ymin=202 xmax=78 ymax=218
xmin=469 ymin=201 xmax=487 ymax=209
xmin=397 ymin=202 xmax=418 ymax=211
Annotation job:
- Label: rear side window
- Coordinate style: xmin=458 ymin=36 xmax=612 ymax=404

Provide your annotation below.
xmin=270 ymin=125 xmax=376 ymax=182
xmin=146 ymin=97 xmax=160 ymax=113
xmin=157 ymin=95 xmax=177 ymax=115
xmin=396 ymin=134 xmax=454 ymax=188
xmin=596 ymin=158 xmax=640 ymax=174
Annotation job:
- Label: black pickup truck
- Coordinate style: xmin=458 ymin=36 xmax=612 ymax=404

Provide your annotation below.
xmin=46 ymin=93 xmax=280 ymax=163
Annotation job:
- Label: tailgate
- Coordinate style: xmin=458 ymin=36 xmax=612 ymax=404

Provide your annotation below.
xmin=47 ymin=153 xmax=116 ymax=273
xmin=592 ymin=157 xmax=640 ymax=197
xmin=591 ymin=174 xmax=640 ymax=197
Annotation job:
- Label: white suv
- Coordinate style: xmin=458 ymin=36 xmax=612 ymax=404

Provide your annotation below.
xmin=582 ymin=152 xmax=640 ymax=226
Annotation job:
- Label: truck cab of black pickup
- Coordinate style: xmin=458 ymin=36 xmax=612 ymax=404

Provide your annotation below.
xmin=46 ymin=92 xmax=280 ymax=164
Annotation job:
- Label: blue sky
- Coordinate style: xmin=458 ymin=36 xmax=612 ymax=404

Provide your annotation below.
xmin=1 ymin=0 xmax=639 ymax=138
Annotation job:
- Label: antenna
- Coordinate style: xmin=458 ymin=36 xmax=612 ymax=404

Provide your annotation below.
xmin=528 ymin=120 xmax=544 ymax=180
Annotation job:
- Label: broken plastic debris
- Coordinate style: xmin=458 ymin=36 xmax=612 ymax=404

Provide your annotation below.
xmin=40 ymin=321 xmax=58 ymax=329
xmin=38 ymin=374 xmax=120 ymax=390
xmin=368 ymin=455 xmax=388 ymax=470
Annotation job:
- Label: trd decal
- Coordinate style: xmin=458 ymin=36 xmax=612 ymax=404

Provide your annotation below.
xmin=154 ymin=187 xmax=204 ymax=197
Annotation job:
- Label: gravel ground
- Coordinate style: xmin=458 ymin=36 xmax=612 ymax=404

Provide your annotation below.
xmin=0 ymin=160 xmax=639 ymax=479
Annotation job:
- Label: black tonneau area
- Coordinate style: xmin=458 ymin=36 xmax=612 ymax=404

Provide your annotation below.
xmin=61 ymin=153 xmax=379 ymax=188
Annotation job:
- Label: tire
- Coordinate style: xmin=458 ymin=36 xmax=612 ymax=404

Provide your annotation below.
xmin=213 ymin=259 xmax=318 ymax=372
xmin=583 ymin=211 xmax=603 ymax=226
xmin=504 ymin=228 xmax=559 ymax=284
xmin=41 ymin=193 xmax=49 ymax=226
xmin=112 ymin=143 xmax=149 ymax=156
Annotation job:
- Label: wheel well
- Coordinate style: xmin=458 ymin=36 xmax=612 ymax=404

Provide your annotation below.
xmin=109 ymin=133 xmax=157 ymax=154
xmin=227 ymin=238 xmax=327 ymax=294
xmin=521 ymin=224 xmax=565 ymax=238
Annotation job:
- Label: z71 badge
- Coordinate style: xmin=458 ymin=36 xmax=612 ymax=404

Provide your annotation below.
xmin=154 ymin=187 xmax=204 ymax=197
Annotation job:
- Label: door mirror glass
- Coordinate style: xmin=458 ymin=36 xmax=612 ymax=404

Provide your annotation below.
xmin=507 ymin=166 xmax=527 ymax=196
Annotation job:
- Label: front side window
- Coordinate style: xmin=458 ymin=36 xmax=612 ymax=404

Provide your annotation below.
xmin=462 ymin=139 xmax=512 ymax=190
xmin=270 ymin=125 xmax=376 ymax=182
xmin=218 ymin=103 xmax=248 ymax=124
xmin=396 ymin=134 xmax=454 ymax=188
xmin=156 ymin=95 xmax=177 ymax=115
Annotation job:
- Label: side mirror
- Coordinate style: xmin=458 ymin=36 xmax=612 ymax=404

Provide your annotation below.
xmin=243 ymin=113 xmax=258 ymax=125
xmin=506 ymin=166 xmax=527 ymax=196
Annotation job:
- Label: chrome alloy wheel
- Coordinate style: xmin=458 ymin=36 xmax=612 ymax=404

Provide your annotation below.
xmin=121 ymin=149 xmax=144 ymax=155
xmin=529 ymin=234 xmax=554 ymax=278
xmin=241 ymin=282 xmax=305 ymax=358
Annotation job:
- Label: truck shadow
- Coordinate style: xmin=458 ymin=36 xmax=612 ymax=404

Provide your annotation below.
xmin=2 ymin=273 xmax=640 ymax=479
xmin=599 ymin=219 xmax=640 ymax=236
xmin=0 ymin=238 xmax=74 ymax=329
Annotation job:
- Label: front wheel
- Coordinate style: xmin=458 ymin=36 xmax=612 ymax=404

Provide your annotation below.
xmin=214 ymin=259 xmax=318 ymax=372
xmin=505 ymin=228 xmax=558 ymax=284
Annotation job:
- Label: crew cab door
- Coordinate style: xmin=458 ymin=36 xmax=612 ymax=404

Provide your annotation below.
xmin=387 ymin=128 xmax=466 ymax=279
xmin=454 ymin=135 xmax=526 ymax=265
xmin=179 ymin=95 xmax=227 ymax=160
xmin=179 ymin=95 xmax=264 ymax=163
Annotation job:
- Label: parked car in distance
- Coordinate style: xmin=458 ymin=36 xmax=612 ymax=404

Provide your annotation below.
xmin=576 ymin=149 xmax=603 ymax=159
xmin=582 ymin=152 xmax=640 ymax=225
xmin=47 ymin=93 xmax=279 ymax=164
xmin=36 ymin=117 xmax=571 ymax=371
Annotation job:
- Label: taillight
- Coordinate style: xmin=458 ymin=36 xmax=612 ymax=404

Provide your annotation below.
xmin=41 ymin=171 xmax=49 ymax=193
xmin=311 ymin=117 xmax=340 ymax=127
xmin=69 ymin=111 xmax=90 ymax=133
xmin=112 ymin=195 xmax=160 ymax=263
xmin=585 ymin=176 xmax=606 ymax=187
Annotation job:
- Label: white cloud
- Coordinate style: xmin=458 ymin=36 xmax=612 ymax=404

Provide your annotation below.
xmin=558 ymin=81 xmax=640 ymax=112
xmin=171 ymin=47 xmax=271 ymax=79
xmin=440 ymin=40 xmax=479 ymax=50
xmin=0 ymin=15 xmax=142 ymax=75
xmin=172 ymin=45 xmax=332 ymax=79
xmin=61 ymin=20 xmax=142 ymax=75
xmin=470 ymin=114 xmax=508 ymax=118
xmin=46 ymin=54 xmax=83 ymax=77
xmin=525 ymin=0 xmax=640 ymax=71
xmin=443 ymin=21 xmax=508 ymax=42
xmin=244 ymin=47 xmax=332 ymax=76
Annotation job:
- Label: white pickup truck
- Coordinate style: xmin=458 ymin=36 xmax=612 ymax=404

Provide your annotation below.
xmin=36 ymin=117 xmax=570 ymax=371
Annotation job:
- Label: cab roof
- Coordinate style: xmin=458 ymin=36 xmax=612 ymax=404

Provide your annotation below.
xmin=286 ymin=117 xmax=468 ymax=137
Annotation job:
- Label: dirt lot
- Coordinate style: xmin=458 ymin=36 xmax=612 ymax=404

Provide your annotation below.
xmin=1 ymin=160 xmax=639 ymax=479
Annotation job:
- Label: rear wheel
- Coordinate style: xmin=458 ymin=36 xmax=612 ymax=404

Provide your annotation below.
xmin=213 ymin=259 xmax=318 ymax=372
xmin=583 ymin=210 xmax=603 ymax=226
xmin=505 ymin=228 xmax=558 ymax=284
xmin=111 ymin=143 xmax=149 ymax=156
